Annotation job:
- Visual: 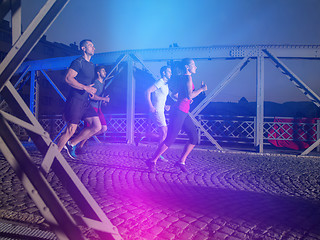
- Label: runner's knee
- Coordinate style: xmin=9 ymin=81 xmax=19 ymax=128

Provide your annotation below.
xmin=101 ymin=125 xmax=107 ymax=133
xmin=66 ymin=124 xmax=77 ymax=135
xmin=91 ymin=120 xmax=102 ymax=133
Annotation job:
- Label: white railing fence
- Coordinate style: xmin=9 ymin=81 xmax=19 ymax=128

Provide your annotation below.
xmin=11 ymin=113 xmax=319 ymax=151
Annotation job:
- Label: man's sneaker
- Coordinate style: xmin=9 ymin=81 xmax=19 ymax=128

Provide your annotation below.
xmin=174 ymin=162 xmax=188 ymax=173
xmin=146 ymin=159 xmax=157 ymax=173
xmin=135 ymin=133 xmax=145 ymax=146
xmin=65 ymin=141 xmax=77 ymax=159
xmin=159 ymin=155 xmax=168 ymax=162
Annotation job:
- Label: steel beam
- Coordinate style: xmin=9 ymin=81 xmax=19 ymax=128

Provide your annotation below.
xmin=0 ymin=0 xmax=70 ymax=92
xmin=40 ymin=69 xmax=66 ymax=101
xmin=189 ymin=58 xmax=250 ymax=149
xmin=0 ymin=0 xmax=123 ymax=238
xmin=263 ymin=49 xmax=320 ymax=107
xmin=130 ymin=53 xmax=223 ymax=149
xmin=10 ymin=44 xmax=320 ymax=156
xmin=301 ymin=138 xmax=320 ymax=155
xmin=0 ymin=0 xmax=11 ymax=19
xmin=255 ymin=55 xmax=265 ymax=153
xmin=188 ymin=113 xmax=223 ymax=150
xmin=15 ymin=44 xmax=320 ymax=74
xmin=101 ymin=54 xmax=128 ymax=99
xmin=126 ymin=57 xmax=135 ymax=144
xmin=14 ymin=65 xmax=30 ymax=88
xmin=11 ymin=0 xmax=21 ymax=44
xmin=191 ymin=57 xmax=250 ymax=116
xmin=130 ymin=53 xmax=158 ymax=80
xmin=2 ymin=80 xmax=123 ymax=239
xmin=0 ymin=114 xmax=84 ymax=240
xmin=263 ymin=49 xmax=320 ymax=155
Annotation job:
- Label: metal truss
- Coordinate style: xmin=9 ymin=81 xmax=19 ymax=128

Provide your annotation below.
xmin=125 ymin=53 xmax=220 ymax=149
xmin=11 ymin=41 xmax=320 ymax=154
xmin=263 ymin=49 xmax=320 ymax=155
xmin=11 ymin=114 xmax=318 ymax=150
xmin=190 ymin=57 xmax=251 ymax=150
xmin=0 ymin=0 xmax=122 ymax=239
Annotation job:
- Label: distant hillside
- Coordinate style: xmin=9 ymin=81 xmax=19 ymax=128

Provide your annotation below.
xmin=200 ymin=100 xmax=320 ymax=118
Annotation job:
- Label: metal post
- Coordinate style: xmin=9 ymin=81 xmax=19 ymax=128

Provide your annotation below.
xmin=126 ymin=57 xmax=135 ymax=144
xmin=29 ymin=70 xmax=35 ymax=115
xmin=264 ymin=49 xmax=320 ymax=155
xmin=0 ymin=0 xmax=123 ymax=238
xmin=197 ymin=115 xmax=201 ymax=144
xmin=317 ymin=119 xmax=320 ymax=152
xmin=255 ymin=55 xmax=264 ymax=153
xmin=11 ymin=0 xmax=21 ymax=44
xmin=0 ymin=0 xmax=71 ymax=92
xmin=35 ymin=71 xmax=39 ymax=119
xmin=29 ymin=70 xmax=39 ymax=119
xmin=253 ymin=117 xmax=257 ymax=146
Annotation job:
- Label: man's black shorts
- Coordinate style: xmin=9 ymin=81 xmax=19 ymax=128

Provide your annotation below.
xmin=63 ymin=97 xmax=98 ymax=124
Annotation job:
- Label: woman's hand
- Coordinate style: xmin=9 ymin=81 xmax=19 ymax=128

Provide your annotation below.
xmin=201 ymin=81 xmax=207 ymax=92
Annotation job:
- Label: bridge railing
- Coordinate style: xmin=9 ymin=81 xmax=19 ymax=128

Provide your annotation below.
xmin=11 ymin=113 xmax=319 ymax=151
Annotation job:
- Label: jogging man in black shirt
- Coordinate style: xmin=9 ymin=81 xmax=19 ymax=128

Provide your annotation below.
xmin=76 ymin=65 xmax=110 ymax=154
xmin=57 ymin=39 xmax=101 ymax=158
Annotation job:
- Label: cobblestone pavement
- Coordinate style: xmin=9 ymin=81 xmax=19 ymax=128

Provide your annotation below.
xmin=1 ymin=142 xmax=320 ymax=239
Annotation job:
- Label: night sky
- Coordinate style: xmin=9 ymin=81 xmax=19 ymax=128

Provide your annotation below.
xmin=7 ymin=0 xmax=320 ymax=103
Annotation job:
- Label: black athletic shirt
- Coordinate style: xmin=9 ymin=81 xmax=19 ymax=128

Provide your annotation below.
xmin=68 ymin=56 xmax=95 ymax=101
xmin=90 ymin=79 xmax=104 ymax=108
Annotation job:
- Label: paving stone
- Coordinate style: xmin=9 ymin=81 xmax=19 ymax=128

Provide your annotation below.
xmin=194 ymin=220 xmax=209 ymax=230
xmin=148 ymin=226 xmax=164 ymax=236
xmin=210 ymin=223 xmax=221 ymax=232
xmin=220 ymin=226 xmax=235 ymax=235
xmin=157 ymin=220 xmax=172 ymax=229
xmin=118 ymin=212 xmax=136 ymax=220
xmin=140 ymin=231 xmax=155 ymax=240
xmin=178 ymin=230 xmax=196 ymax=239
xmin=1 ymin=143 xmax=320 ymax=239
xmin=110 ymin=216 xmax=125 ymax=226
xmin=230 ymin=231 xmax=248 ymax=239
xmin=151 ymin=212 xmax=168 ymax=221
xmin=213 ymin=231 xmax=229 ymax=239
xmin=157 ymin=231 xmax=176 ymax=240
xmin=171 ymin=220 xmax=190 ymax=230
xmin=193 ymin=231 xmax=210 ymax=240
xmin=165 ymin=215 xmax=180 ymax=223
xmin=227 ymin=236 xmax=243 ymax=240
xmin=181 ymin=216 xmax=197 ymax=224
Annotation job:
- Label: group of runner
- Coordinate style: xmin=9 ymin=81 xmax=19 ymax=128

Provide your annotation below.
xmin=57 ymin=39 xmax=207 ymax=173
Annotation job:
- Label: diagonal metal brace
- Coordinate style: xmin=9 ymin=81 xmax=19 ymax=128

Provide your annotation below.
xmin=0 ymin=110 xmax=50 ymax=138
xmin=74 ymin=216 xmax=120 ymax=235
xmin=129 ymin=53 xmax=158 ymax=80
xmin=263 ymin=49 xmax=320 ymax=107
xmin=41 ymin=142 xmax=58 ymax=174
xmin=189 ymin=57 xmax=250 ymax=148
xmin=101 ymin=54 xmax=128 ymax=98
xmin=188 ymin=113 xmax=223 ymax=150
xmin=301 ymin=138 xmax=320 ymax=156
xmin=0 ymin=115 xmax=84 ymax=239
xmin=263 ymin=49 xmax=320 ymax=155
xmin=0 ymin=0 xmax=70 ymax=92
xmin=191 ymin=57 xmax=250 ymax=117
